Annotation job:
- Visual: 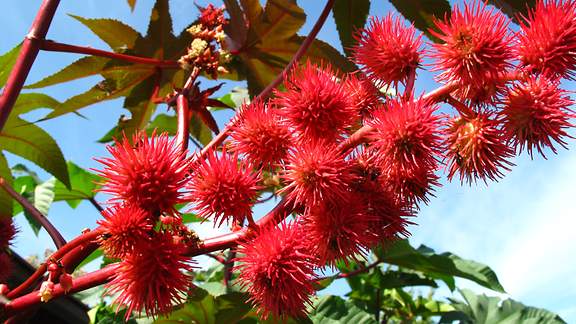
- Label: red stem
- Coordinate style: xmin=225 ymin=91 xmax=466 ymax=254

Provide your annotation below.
xmin=0 ymin=0 xmax=60 ymax=131
xmin=2 ymin=265 xmax=116 ymax=318
xmin=175 ymin=68 xmax=199 ymax=152
xmin=40 ymin=40 xmax=180 ymax=68
xmin=6 ymin=229 xmax=102 ymax=299
xmin=0 ymin=177 xmax=66 ymax=249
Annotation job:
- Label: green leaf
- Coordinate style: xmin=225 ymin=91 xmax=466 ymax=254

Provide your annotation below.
xmin=389 ymin=0 xmax=452 ymax=43
xmin=444 ymin=289 xmax=566 ymax=324
xmin=53 ymin=162 xmax=101 ymax=208
xmin=370 ymin=269 xmax=438 ymax=290
xmin=44 ymin=68 xmax=156 ymax=120
xmin=147 ymin=113 xmax=178 ymax=135
xmin=12 ymin=175 xmax=37 ymax=216
xmin=127 ymin=0 xmax=136 ymax=11
xmin=214 ymin=292 xmax=252 ymax=323
xmin=0 ymin=43 xmax=22 ymax=88
xmin=487 ymin=0 xmax=536 ymax=24
xmin=69 ymin=15 xmax=141 ymax=51
xmin=0 ymin=153 xmax=13 ymax=218
xmin=155 ymin=287 xmax=216 ymax=324
xmin=332 ymin=0 xmax=370 ymax=56
xmin=25 ymin=56 xmax=112 ymax=89
xmin=33 ymin=178 xmax=56 ymax=216
xmin=76 ymin=248 xmax=103 ymax=270
xmin=13 ymin=93 xmax=60 ymax=115
xmin=190 ymin=114 xmax=214 ymax=146
xmin=376 ymin=240 xmax=505 ymax=293
xmin=308 ymin=295 xmax=377 ymax=324
xmin=210 ymin=87 xmax=249 ymax=111
xmin=0 ymin=117 xmax=70 ymax=188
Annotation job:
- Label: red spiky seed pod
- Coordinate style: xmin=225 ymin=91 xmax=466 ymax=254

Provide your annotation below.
xmin=97 ymin=204 xmax=153 ymax=258
xmin=369 ymin=98 xmax=444 ymax=174
xmin=0 ymin=253 xmax=12 ymax=282
xmin=230 ymin=100 xmax=293 ymax=167
xmin=517 ymin=0 xmax=576 ymax=79
xmin=0 ymin=217 xmax=16 ymax=249
xmin=384 ymin=164 xmax=440 ymax=205
xmin=445 ymin=111 xmax=515 ymax=184
xmin=106 ymin=232 xmax=195 ymax=319
xmin=187 ymin=150 xmax=261 ymax=227
xmin=95 ymin=131 xmax=190 ymax=215
xmin=235 ymin=222 xmax=316 ymax=319
xmin=353 ymin=14 xmax=422 ymax=88
xmin=344 ymin=73 xmax=382 ymax=119
xmin=280 ymin=142 xmax=356 ymax=208
xmin=303 ymin=199 xmax=375 ymax=266
xmin=275 ymin=61 xmax=356 ymax=142
xmin=429 ymin=1 xmax=513 ymax=99
xmin=501 ymin=76 xmax=574 ymax=158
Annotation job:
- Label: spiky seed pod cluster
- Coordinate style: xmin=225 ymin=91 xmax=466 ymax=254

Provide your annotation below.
xmin=89 ymin=0 xmax=576 ymax=320
xmin=0 ymin=217 xmax=16 ymax=283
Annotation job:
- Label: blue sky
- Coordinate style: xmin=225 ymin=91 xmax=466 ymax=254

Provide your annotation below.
xmin=2 ymin=0 xmax=576 ymax=321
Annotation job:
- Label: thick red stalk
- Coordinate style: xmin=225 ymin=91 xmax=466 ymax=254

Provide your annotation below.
xmin=40 ymin=40 xmax=180 ymax=68
xmin=0 ymin=0 xmax=60 ymax=131
xmin=6 ymin=229 xmax=102 ymax=299
xmin=2 ymin=265 xmax=116 ymax=318
xmin=0 ymin=177 xmax=66 ymax=249
xmin=176 ymin=68 xmax=199 ymax=152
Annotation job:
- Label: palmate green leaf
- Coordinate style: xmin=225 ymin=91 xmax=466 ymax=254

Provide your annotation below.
xmin=12 ymin=175 xmax=37 ymax=216
xmin=0 ymin=43 xmax=22 ymax=88
xmin=25 ymin=56 xmax=113 ymax=89
xmin=376 ymin=240 xmax=505 ymax=293
xmin=441 ymin=289 xmax=566 ymax=324
xmin=233 ymin=0 xmax=356 ymax=96
xmin=53 ymin=162 xmax=101 ymax=209
xmin=14 ymin=177 xmax=56 ymax=236
xmin=308 ymin=295 xmax=376 ymax=324
xmin=389 ymin=0 xmax=451 ymax=43
xmin=69 ymin=14 xmax=141 ymax=51
xmin=34 ymin=178 xmax=56 ymax=216
xmin=155 ymin=287 xmax=216 ymax=324
xmin=0 ymin=153 xmax=13 ymax=218
xmin=332 ymin=0 xmax=370 ymax=56
xmin=13 ymin=93 xmax=60 ymax=115
xmin=487 ymin=0 xmax=536 ymax=24
xmin=0 ymin=117 xmax=70 ymax=188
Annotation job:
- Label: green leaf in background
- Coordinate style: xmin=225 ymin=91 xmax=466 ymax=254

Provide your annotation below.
xmin=389 ymin=0 xmax=452 ymax=43
xmin=308 ymin=295 xmax=377 ymax=324
xmin=0 ymin=43 xmax=21 ymax=88
xmin=54 ymin=162 xmax=101 ymax=209
xmin=12 ymin=175 xmax=37 ymax=216
xmin=13 ymin=93 xmax=60 ymax=116
xmin=0 ymin=153 xmax=13 ymax=218
xmin=34 ymin=177 xmax=56 ymax=216
xmin=442 ymin=289 xmax=566 ymax=324
xmin=332 ymin=0 xmax=370 ymax=56
xmin=376 ymin=240 xmax=505 ymax=293
xmin=209 ymin=87 xmax=249 ymax=111
xmin=69 ymin=14 xmax=141 ymax=51
xmin=0 ymin=117 xmax=70 ymax=188
xmin=25 ymin=56 xmax=113 ymax=89
xmin=155 ymin=287 xmax=216 ymax=324
xmin=487 ymin=0 xmax=537 ymax=24
xmin=190 ymin=114 xmax=214 ymax=146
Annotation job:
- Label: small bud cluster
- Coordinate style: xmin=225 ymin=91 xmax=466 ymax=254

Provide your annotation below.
xmin=179 ymin=4 xmax=230 ymax=78
xmin=90 ymin=0 xmax=575 ymax=321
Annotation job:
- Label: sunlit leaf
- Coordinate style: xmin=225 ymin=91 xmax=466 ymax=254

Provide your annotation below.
xmin=69 ymin=14 xmax=141 ymax=51
xmin=53 ymin=162 xmax=101 ymax=209
xmin=0 ymin=153 xmax=13 ymax=218
xmin=0 ymin=43 xmax=22 ymax=88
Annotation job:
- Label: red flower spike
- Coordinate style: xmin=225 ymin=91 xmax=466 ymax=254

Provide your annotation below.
xmin=0 ymin=217 xmax=17 ymax=249
xmin=0 ymin=253 xmax=12 ymax=282
xmin=106 ymin=232 xmax=195 ymax=319
xmin=344 ymin=73 xmax=382 ymax=119
xmin=235 ymin=222 xmax=317 ymax=319
xmin=353 ymin=14 xmax=422 ymax=88
xmin=95 ymin=131 xmax=190 ymax=215
xmin=501 ymin=76 xmax=574 ymax=158
xmin=97 ymin=204 xmax=153 ymax=258
xmin=369 ymin=98 xmax=444 ymax=174
xmin=187 ymin=150 xmax=261 ymax=227
xmin=280 ymin=142 xmax=356 ymax=208
xmin=198 ymin=4 xmax=226 ymax=28
xmin=445 ymin=111 xmax=515 ymax=184
xmin=303 ymin=199 xmax=375 ymax=266
xmin=429 ymin=1 xmax=513 ymax=99
xmin=275 ymin=61 xmax=356 ymax=142
xmin=230 ymin=100 xmax=293 ymax=167
xmin=517 ymin=0 xmax=576 ymax=79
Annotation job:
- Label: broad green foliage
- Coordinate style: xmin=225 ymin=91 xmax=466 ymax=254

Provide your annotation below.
xmin=332 ymin=0 xmax=370 ymax=56
xmin=53 ymin=162 xmax=101 ymax=209
xmin=0 ymin=43 xmax=21 ymax=88
xmin=389 ymin=0 xmax=451 ymax=43
xmin=487 ymin=0 xmax=537 ymax=23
